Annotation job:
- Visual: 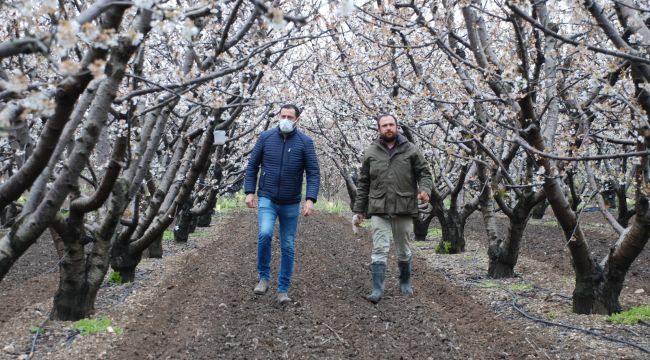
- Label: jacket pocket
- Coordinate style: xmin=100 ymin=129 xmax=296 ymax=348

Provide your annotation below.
xmin=368 ymin=189 xmax=386 ymax=214
xmin=395 ymin=190 xmax=416 ymax=214
xmin=259 ymin=172 xmax=266 ymax=190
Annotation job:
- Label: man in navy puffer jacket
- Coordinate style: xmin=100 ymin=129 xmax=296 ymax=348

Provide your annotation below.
xmin=244 ymin=104 xmax=320 ymax=305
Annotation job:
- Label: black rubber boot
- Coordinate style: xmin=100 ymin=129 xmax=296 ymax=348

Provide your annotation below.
xmin=398 ymin=258 xmax=413 ymax=296
xmin=366 ymin=263 xmax=386 ymax=304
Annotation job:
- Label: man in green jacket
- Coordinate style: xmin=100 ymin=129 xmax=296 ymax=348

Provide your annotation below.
xmin=353 ymin=114 xmax=433 ymax=303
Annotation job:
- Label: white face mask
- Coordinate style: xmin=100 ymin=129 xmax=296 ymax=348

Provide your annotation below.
xmin=279 ymin=119 xmax=295 ymax=133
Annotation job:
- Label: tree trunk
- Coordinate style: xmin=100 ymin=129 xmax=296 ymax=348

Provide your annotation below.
xmin=544 ymin=176 xmax=601 ymax=314
xmin=51 ymin=214 xmax=90 ymax=320
xmin=189 ymin=215 xmax=198 ymax=234
xmin=110 ymin=237 xmax=141 ymax=283
xmin=487 ymin=192 xmax=542 ymax=278
xmin=488 ymin=212 xmax=529 ymax=278
xmin=52 ymin=283 xmax=95 ymax=320
xmin=195 ymin=189 xmax=218 ymax=227
xmin=196 ymin=211 xmax=213 ymax=227
xmin=615 ymin=184 xmax=633 ymax=227
xmin=146 ymin=234 xmax=163 ymax=258
xmin=342 ymin=170 xmax=357 ymax=211
xmin=413 ymin=213 xmax=434 ymax=242
xmin=174 ymin=208 xmax=193 ymax=243
xmin=531 ymin=200 xmax=548 ymax=219
xmin=0 ymin=204 xmax=18 ymax=227
xmin=437 ymin=209 xmax=465 ymax=254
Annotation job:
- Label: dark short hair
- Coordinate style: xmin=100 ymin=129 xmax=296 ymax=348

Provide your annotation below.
xmin=280 ymin=104 xmax=301 ymax=118
xmin=376 ymin=113 xmax=397 ymax=127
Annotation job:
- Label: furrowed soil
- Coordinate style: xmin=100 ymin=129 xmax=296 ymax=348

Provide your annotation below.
xmin=1 ymin=208 xmax=648 ymax=359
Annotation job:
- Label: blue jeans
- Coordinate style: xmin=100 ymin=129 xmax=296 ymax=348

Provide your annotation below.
xmin=257 ymin=197 xmax=300 ymax=293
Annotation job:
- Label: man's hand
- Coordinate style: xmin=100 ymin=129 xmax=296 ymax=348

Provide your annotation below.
xmin=354 ymin=213 xmax=365 ymax=225
xmin=245 ymin=193 xmax=257 ymax=208
xmin=303 ymin=199 xmax=315 ymax=216
xmin=418 ymin=191 xmax=430 ymax=203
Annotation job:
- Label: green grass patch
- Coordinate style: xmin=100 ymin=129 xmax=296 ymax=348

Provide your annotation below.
xmin=17 ymin=195 xmax=27 ymax=205
xmin=411 ymin=240 xmax=430 ymax=248
xmin=542 ymin=219 xmax=558 ymax=226
xmin=163 ymin=230 xmax=174 ymax=241
xmin=108 ymin=271 xmax=124 ymax=284
xmin=72 ymin=317 xmax=122 ymax=336
xmin=480 ymin=280 xmax=499 ymax=289
xmin=30 ymin=325 xmax=44 ymax=334
xmin=427 ymin=227 xmax=442 ymax=238
xmin=315 ymin=200 xmax=348 ymax=214
xmin=509 ymin=283 xmax=533 ymax=292
xmin=608 ymin=305 xmax=650 ymax=325
xmin=359 ymin=220 xmax=371 ymax=229
xmin=215 ymin=191 xmax=246 ymax=213
xmin=435 ymin=240 xmax=452 ymax=254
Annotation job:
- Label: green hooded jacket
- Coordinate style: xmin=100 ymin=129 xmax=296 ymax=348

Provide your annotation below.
xmin=353 ymin=134 xmax=433 ymax=217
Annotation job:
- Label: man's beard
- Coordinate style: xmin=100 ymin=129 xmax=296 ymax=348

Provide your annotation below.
xmin=380 ymin=132 xmax=396 ymax=142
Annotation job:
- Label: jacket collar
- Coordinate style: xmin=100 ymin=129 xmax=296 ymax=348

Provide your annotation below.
xmin=374 ymin=133 xmax=407 ymax=148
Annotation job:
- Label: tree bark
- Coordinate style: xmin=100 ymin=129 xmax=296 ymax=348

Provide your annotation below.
xmin=174 ymin=197 xmax=195 ymax=243
xmin=488 ymin=203 xmax=533 ymax=278
xmin=145 ymin=234 xmax=163 ymax=258
xmin=413 ymin=213 xmax=434 ymax=242
xmin=51 ymin=178 xmax=128 ymax=320
xmin=531 ymin=200 xmax=548 ymax=219
xmin=435 ymin=206 xmax=466 ymax=254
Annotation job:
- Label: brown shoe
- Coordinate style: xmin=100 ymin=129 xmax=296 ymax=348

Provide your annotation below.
xmin=254 ymin=279 xmax=269 ymax=295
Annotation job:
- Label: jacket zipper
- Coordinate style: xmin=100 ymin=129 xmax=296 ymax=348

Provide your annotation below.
xmin=277 ymin=136 xmax=287 ymax=198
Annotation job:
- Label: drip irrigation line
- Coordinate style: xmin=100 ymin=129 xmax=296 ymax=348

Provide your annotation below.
xmin=508 ymin=290 xmax=650 ymax=354
xmin=463 ymin=276 xmax=649 ymax=354
xmin=28 ymin=311 xmax=51 ymax=359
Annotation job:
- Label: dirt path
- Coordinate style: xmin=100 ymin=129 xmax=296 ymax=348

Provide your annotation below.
xmin=2 ymin=209 xmax=647 ymax=359
xmin=104 ymin=210 xmax=562 ymax=359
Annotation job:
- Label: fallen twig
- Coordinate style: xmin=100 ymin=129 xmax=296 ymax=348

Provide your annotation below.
xmin=525 ymin=337 xmax=551 ymax=360
xmin=322 ymin=322 xmax=349 ymax=347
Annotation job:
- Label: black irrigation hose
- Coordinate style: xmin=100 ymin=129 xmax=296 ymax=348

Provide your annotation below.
xmin=509 ymin=290 xmax=650 ymax=354
xmin=463 ymin=277 xmax=650 ymax=354
xmin=28 ymin=314 xmax=50 ymax=359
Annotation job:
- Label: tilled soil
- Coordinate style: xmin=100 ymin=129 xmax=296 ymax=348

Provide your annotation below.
xmin=1 ymin=209 xmax=648 ymax=359
xmin=109 ymin=211 xmax=556 ymax=359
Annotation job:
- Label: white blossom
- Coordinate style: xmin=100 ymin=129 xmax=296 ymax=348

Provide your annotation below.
xmin=56 ymin=20 xmax=80 ymax=49
xmin=22 ymin=92 xmax=55 ymax=117
xmin=267 ymin=8 xmax=286 ymax=31
xmin=0 ymin=73 xmax=29 ymax=93
xmin=59 ymin=59 xmax=82 ymax=76
xmin=181 ymin=19 xmax=199 ymax=41
xmin=336 ymin=0 xmax=356 ymax=17
xmin=89 ymin=59 xmax=107 ymax=80
xmin=134 ymin=0 xmax=157 ymax=9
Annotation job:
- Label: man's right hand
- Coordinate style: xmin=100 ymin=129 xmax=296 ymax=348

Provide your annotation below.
xmin=245 ymin=193 xmax=257 ymax=208
xmin=354 ymin=213 xmax=364 ymax=225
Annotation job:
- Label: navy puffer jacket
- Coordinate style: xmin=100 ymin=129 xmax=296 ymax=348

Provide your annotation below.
xmin=244 ymin=127 xmax=320 ymax=204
